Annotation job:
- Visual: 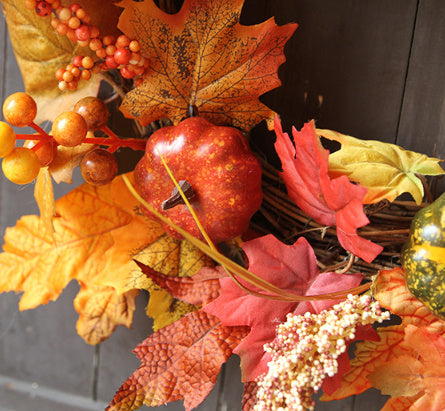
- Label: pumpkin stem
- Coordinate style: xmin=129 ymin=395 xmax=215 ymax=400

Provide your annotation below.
xmin=187 ymin=104 xmax=198 ymax=117
xmin=162 ymin=180 xmax=195 ymax=210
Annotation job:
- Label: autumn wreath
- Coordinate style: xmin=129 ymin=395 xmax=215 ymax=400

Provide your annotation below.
xmin=0 ymin=1 xmax=444 ymax=410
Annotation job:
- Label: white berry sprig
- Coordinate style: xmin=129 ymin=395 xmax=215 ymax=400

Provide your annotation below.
xmin=254 ymin=294 xmax=390 ymax=411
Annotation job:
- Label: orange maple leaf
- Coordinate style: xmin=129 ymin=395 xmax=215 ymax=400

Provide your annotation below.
xmin=368 ymin=325 xmax=445 ymax=411
xmin=107 ymin=310 xmax=249 ymax=411
xmin=321 ymin=267 xmax=445 ymax=408
xmin=0 ymin=173 xmax=164 ymax=344
xmin=117 ymin=0 xmax=297 ymax=131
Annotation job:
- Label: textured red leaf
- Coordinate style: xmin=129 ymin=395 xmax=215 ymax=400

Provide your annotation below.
xmin=273 ymin=116 xmax=383 ymax=263
xmin=135 ymin=261 xmax=223 ymax=306
xmin=203 ymin=234 xmax=364 ymax=381
xmin=242 ymin=381 xmax=259 ymax=411
xmin=107 ymin=310 xmax=248 ymax=411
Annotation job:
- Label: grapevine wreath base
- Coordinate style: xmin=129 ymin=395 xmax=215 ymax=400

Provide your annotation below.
xmin=0 ymin=1 xmax=445 ymax=411
xmin=257 ymin=158 xmax=428 ymax=277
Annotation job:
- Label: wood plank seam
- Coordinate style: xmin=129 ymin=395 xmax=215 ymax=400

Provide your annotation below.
xmin=395 ymin=0 xmax=421 ymax=145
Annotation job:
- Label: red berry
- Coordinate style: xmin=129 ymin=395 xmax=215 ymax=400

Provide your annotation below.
xmin=35 ymin=1 xmax=51 ymax=16
xmin=114 ymin=48 xmax=131 ymax=65
xmin=70 ymin=3 xmax=81 ymax=13
xmin=75 ymin=24 xmax=91 ymax=41
xmin=120 ymin=67 xmax=135 ymax=79
xmin=105 ymin=55 xmax=119 ymax=69
xmin=73 ymin=55 xmax=83 ymax=67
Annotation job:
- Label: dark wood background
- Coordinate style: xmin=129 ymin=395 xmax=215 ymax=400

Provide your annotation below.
xmin=1 ymin=1 xmax=444 ymax=410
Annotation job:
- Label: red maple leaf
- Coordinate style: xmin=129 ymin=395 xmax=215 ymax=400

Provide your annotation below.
xmin=203 ymin=234 xmax=365 ymax=382
xmin=135 ymin=260 xmax=223 ymax=306
xmin=107 ymin=310 xmax=248 ymax=411
xmin=273 ymin=116 xmax=383 ymax=263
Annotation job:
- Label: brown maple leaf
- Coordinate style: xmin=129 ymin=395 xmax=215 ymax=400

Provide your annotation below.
xmin=117 ymin=0 xmax=297 ymax=131
xmin=107 ymin=310 xmax=249 ymax=411
xmin=75 ymin=284 xmax=139 ymax=345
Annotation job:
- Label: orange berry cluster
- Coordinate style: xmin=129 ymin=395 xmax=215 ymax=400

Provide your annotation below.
xmin=25 ymin=1 xmax=149 ymax=91
xmin=1 ymin=92 xmax=147 ymax=185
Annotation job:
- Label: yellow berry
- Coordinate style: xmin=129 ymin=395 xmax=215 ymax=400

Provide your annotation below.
xmin=0 ymin=121 xmax=16 ymax=158
xmin=2 ymin=147 xmax=40 ymax=184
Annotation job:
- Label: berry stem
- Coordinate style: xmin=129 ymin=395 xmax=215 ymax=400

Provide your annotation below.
xmin=15 ymin=133 xmax=53 ymax=142
xmin=83 ymin=136 xmax=147 ymax=151
xmin=29 ymin=122 xmax=51 ymax=138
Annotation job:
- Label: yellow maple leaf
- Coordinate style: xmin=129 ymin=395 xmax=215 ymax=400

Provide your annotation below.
xmin=318 ymin=129 xmax=444 ymax=204
xmin=34 ymin=167 xmax=55 ymax=234
xmin=0 ymin=173 xmax=164 ymax=343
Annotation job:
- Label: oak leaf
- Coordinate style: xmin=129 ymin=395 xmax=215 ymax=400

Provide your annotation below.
xmin=203 ymin=234 xmax=365 ymax=382
xmin=322 ymin=267 xmax=445 ymax=405
xmin=0 ymin=173 xmax=164 ymax=343
xmin=106 ymin=310 xmax=249 ymax=411
xmin=318 ymin=129 xmax=445 ymax=205
xmin=117 ymin=0 xmax=297 ymax=131
xmin=0 ymin=0 xmax=120 ymax=122
xmin=274 ymin=116 xmax=383 ymax=263
xmin=133 ymin=234 xmax=215 ymax=330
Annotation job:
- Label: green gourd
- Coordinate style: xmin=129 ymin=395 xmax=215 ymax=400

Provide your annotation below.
xmin=401 ymin=193 xmax=445 ymax=319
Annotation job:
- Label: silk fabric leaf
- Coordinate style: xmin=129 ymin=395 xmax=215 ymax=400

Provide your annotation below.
xmin=106 ymin=310 xmax=249 ymax=411
xmin=117 ymin=0 xmax=297 ymax=131
xmin=274 ymin=116 xmax=382 ymax=263
xmin=0 ymin=173 xmax=164 ymax=343
xmin=203 ymin=234 xmax=365 ymax=382
xmin=318 ymin=128 xmax=444 ymax=205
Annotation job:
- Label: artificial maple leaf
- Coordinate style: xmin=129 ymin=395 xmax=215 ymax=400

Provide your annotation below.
xmin=34 ymin=167 xmax=55 ymax=234
xmin=368 ymin=325 xmax=445 ymax=410
xmin=322 ymin=267 xmax=445 ymax=404
xmin=0 ymin=173 xmax=164 ymax=343
xmin=107 ymin=310 xmax=249 ymax=411
xmin=0 ymin=1 xmax=120 ymax=123
xmin=242 ymin=381 xmax=259 ymax=411
xmin=274 ymin=116 xmax=383 ymax=263
xmin=136 ymin=261 xmax=222 ymax=306
xmin=75 ymin=284 xmax=139 ymax=345
xmin=117 ymin=0 xmax=297 ymax=131
xmin=133 ymin=234 xmax=215 ymax=330
xmin=203 ymin=234 xmax=364 ymax=382
xmin=318 ymin=128 xmax=445 ymax=205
